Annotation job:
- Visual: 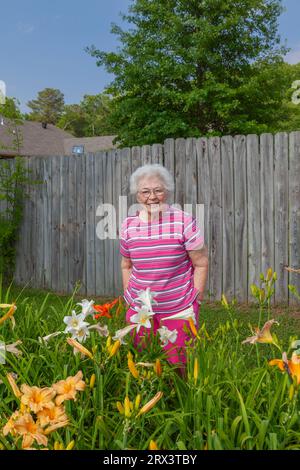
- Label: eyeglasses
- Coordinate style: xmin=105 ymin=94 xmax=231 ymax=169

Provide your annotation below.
xmin=138 ymin=188 xmax=165 ymax=198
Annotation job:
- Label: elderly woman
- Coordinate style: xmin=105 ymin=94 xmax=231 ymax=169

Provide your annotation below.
xmin=120 ymin=164 xmax=208 ymax=367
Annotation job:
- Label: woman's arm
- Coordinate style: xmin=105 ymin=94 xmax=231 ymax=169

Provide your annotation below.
xmin=187 ymin=245 xmax=209 ymax=302
xmin=121 ymin=255 xmax=133 ymax=292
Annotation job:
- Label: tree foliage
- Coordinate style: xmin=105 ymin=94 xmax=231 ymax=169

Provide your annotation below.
xmin=27 ymin=88 xmax=65 ymax=127
xmin=87 ymin=0 xmax=289 ymax=146
xmin=57 ymin=93 xmax=116 ymax=137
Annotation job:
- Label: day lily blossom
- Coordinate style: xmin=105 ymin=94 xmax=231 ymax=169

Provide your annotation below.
xmin=0 ymin=303 xmax=17 ymax=326
xmin=94 ymin=299 xmax=118 ymax=319
xmin=137 ymin=391 xmax=163 ymax=417
xmin=53 ymin=371 xmax=86 ymax=405
xmin=66 ymin=337 xmax=94 ymax=359
xmin=242 ymin=319 xmax=279 ymax=345
xmin=269 ymin=352 xmax=300 ymax=386
xmin=13 ymin=413 xmax=48 ymax=449
xmin=20 ymin=385 xmax=56 ymax=414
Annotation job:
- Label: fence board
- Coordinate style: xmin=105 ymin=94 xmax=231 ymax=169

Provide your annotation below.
xmin=85 ymin=153 xmax=96 ymax=295
xmin=222 ymin=136 xmax=234 ymax=300
xmin=95 ymin=152 xmax=105 ymax=296
xmin=58 ymin=157 xmax=69 ymax=292
xmin=196 ymin=137 xmax=210 ymax=296
xmin=209 ymin=137 xmax=222 ymax=300
xmin=43 ymin=157 xmax=52 ymax=289
xmin=151 ymin=143 xmax=163 ymax=165
xmin=174 ymin=139 xmax=186 ymax=209
xmin=59 ymin=156 xmax=69 ymax=293
xmin=103 ymin=151 xmax=114 ymax=296
xmin=113 ymin=149 xmax=122 ymax=293
xmin=289 ymin=132 xmax=300 ymax=304
xmin=247 ymin=135 xmax=261 ymax=301
xmin=274 ymin=133 xmax=289 ymax=303
xmin=75 ymin=154 xmax=86 ymax=295
xmin=260 ymin=134 xmax=275 ymax=280
xmin=234 ymin=135 xmax=247 ymax=302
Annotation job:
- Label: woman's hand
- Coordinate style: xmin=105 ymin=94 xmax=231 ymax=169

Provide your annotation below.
xmin=196 ymin=290 xmax=204 ymax=304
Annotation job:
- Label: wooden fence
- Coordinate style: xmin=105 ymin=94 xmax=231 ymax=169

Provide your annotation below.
xmin=0 ymin=132 xmax=300 ymax=303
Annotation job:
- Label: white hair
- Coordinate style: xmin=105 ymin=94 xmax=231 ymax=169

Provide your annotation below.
xmin=129 ymin=164 xmax=174 ymax=195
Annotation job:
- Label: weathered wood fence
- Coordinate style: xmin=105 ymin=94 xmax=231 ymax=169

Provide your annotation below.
xmin=0 ymin=132 xmax=300 ymax=303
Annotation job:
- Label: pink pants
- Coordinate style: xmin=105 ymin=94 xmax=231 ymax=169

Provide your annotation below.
xmin=126 ymin=299 xmax=199 ymax=366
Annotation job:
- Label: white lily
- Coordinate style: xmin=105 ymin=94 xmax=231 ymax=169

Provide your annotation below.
xmin=161 ymin=306 xmax=196 ymax=324
xmin=38 ymin=331 xmax=63 ymax=344
xmin=4 ymin=340 xmax=23 ymax=356
xmin=130 ymin=306 xmax=154 ymax=333
xmin=71 ymin=325 xmax=90 ymax=343
xmin=63 ymin=310 xmax=89 ymax=335
xmin=76 ymin=299 xmax=95 ymax=318
xmin=88 ymin=324 xmax=109 ymax=337
xmin=113 ymin=324 xmax=137 ymax=344
xmin=157 ymin=326 xmax=178 ymax=347
xmin=135 ymin=288 xmax=157 ymax=312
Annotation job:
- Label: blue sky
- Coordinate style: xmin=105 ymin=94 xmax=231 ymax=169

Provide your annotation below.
xmin=1 ymin=0 xmax=299 ymax=113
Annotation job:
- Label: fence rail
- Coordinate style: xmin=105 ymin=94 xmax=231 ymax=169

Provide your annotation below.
xmin=1 ymin=132 xmax=300 ymax=303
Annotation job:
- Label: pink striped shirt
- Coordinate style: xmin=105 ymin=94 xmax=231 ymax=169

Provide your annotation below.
xmin=120 ymin=205 xmax=204 ymax=314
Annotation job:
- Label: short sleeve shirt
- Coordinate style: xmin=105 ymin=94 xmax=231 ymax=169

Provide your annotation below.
xmin=120 ymin=205 xmax=204 ymax=314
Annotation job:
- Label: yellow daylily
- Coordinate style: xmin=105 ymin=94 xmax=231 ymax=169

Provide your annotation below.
xmin=6 ymin=372 xmax=22 ymax=398
xmin=137 ymin=392 xmax=163 ymax=417
xmin=67 ymin=338 xmax=94 ymax=360
xmin=127 ymin=352 xmax=139 ymax=379
xmin=109 ymin=340 xmax=121 ymax=358
xmin=89 ymin=373 xmax=96 ymax=389
xmin=242 ymin=319 xmax=279 ymax=345
xmin=66 ymin=440 xmax=75 ymax=450
xmin=193 ymin=358 xmax=199 ymax=385
xmin=154 ymin=359 xmax=162 ymax=377
xmin=0 ymin=303 xmax=17 ymax=326
xmin=149 ymin=440 xmax=159 ymax=450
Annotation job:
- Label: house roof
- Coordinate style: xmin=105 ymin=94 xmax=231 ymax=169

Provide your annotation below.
xmin=0 ymin=118 xmax=118 ymax=157
xmin=64 ymin=135 xmax=118 ymax=154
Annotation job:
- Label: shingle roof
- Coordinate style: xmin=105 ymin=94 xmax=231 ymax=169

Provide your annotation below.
xmin=0 ymin=118 xmax=119 ymax=157
xmin=0 ymin=119 xmax=73 ymax=157
xmin=64 ymin=135 xmax=118 ymax=154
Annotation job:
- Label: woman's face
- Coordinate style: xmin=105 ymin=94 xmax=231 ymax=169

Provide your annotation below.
xmin=136 ymin=176 xmax=168 ymax=214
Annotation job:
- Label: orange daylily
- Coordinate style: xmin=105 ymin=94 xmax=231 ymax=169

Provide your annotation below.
xmin=37 ymin=405 xmax=68 ymax=427
xmin=2 ymin=410 xmax=23 ymax=437
xmin=94 ymin=298 xmax=119 ymax=319
xmin=13 ymin=413 xmax=48 ymax=449
xmin=242 ymin=319 xmax=279 ymax=345
xmin=20 ymin=385 xmax=56 ymax=414
xmin=269 ymin=352 xmax=300 ymax=386
xmin=53 ymin=371 xmax=86 ymax=406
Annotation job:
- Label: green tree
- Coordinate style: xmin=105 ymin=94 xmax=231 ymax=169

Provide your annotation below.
xmin=0 ymin=97 xmax=23 ymax=120
xmin=27 ymin=88 xmax=65 ymax=127
xmin=87 ymin=0 xmax=289 ymax=146
xmin=57 ymin=93 xmax=117 ymax=137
